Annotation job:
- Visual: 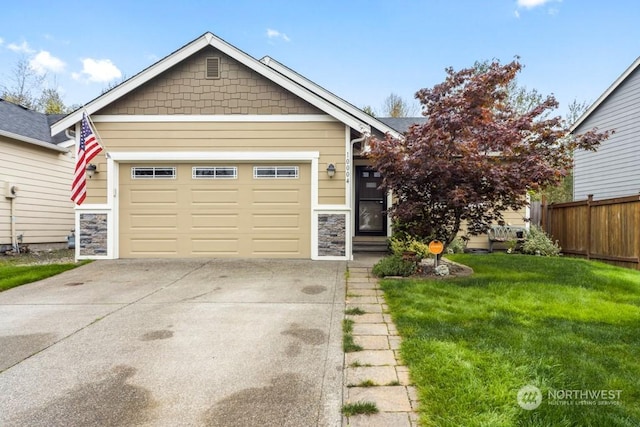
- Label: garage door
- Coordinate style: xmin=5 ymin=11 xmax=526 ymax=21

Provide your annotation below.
xmin=119 ymin=163 xmax=311 ymax=258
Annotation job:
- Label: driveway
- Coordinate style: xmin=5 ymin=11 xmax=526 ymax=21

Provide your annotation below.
xmin=0 ymin=258 xmax=346 ymax=426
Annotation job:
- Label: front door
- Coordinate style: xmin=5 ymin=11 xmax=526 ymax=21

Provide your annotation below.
xmin=356 ymin=167 xmax=387 ymax=236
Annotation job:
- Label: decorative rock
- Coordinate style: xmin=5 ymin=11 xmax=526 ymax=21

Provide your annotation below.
xmin=435 ymin=264 xmax=450 ymax=276
xmin=318 ymin=214 xmax=346 ymax=256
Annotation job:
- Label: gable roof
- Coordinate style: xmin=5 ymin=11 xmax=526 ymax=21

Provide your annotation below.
xmin=570 ymin=56 xmax=640 ymax=133
xmin=52 ymin=32 xmax=381 ymax=136
xmin=0 ymin=98 xmax=69 ymax=152
xmin=260 ymin=56 xmax=403 ymax=139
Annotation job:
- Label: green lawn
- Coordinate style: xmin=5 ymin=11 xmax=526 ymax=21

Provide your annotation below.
xmin=381 ymin=254 xmax=640 ymax=427
xmin=0 ymin=253 xmax=87 ymax=292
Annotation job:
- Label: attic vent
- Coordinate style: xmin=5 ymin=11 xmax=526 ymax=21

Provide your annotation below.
xmin=206 ymin=57 xmax=220 ymax=79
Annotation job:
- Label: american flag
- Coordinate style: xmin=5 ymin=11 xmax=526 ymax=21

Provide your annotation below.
xmin=71 ymin=113 xmax=103 ymax=205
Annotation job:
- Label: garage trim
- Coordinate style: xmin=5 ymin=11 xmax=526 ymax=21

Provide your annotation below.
xmin=106 ymin=151 xmax=330 ymax=259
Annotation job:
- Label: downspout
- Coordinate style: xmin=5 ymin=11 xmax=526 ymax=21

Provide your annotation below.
xmin=10 ymin=197 xmax=17 ymax=252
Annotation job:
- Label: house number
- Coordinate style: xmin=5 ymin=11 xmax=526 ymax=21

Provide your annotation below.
xmin=345 ymin=154 xmax=351 ymax=183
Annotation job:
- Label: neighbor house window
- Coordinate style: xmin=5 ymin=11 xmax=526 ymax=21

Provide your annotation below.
xmin=253 ymin=166 xmax=299 ymax=179
xmin=131 ymin=167 xmax=176 ymax=179
xmin=192 ymin=166 xmax=237 ymax=179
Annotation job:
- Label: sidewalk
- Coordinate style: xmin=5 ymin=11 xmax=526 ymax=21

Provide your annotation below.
xmin=342 ymin=254 xmax=419 ymax=427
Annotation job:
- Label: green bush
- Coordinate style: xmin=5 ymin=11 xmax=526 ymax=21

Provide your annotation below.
xmin=372 ymin=255 xmax=417 ymax=277
xmin=446 ymin=236 xmax=467 ymax=254
xmin=521 ymin=226 xmax=561 ymax=256
xmin=388 ymin=233 xmax=430 ymax=260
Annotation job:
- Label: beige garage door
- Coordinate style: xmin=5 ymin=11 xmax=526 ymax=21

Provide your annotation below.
xmin=119 ymin=163 xmax=311 ymax=258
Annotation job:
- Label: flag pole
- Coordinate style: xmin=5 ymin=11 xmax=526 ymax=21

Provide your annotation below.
xmin=82 ymin=108 xmax=108 ymax=157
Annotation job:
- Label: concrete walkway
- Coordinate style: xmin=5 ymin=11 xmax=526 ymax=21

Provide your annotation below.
xmin=342 ymin=255 xmax=419 ymax=427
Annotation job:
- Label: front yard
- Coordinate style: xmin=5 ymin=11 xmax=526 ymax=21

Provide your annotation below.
xmin=381 ymin=254 xmax=640 ymax=426
xmin=0 ymin=249 xmax=86 ymax=292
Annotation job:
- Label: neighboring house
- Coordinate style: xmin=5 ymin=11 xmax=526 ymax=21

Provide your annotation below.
xmin=0 ymin=98 xmax=75 ymax=251
xmin=571 ymin=56 xmax=640 ymax=201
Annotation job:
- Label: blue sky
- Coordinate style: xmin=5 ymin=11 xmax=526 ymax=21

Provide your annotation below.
xmin=1 ymin=0 xmax=639 ymax=117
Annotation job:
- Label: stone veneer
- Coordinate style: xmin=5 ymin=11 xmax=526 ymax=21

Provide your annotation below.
xmin=318 ymin=214 xmax=346 ymax=257
xmin=100 ymin=46 xmax=323 ymax=116
xmin=79 ymin=213 xmax=108 ymax=256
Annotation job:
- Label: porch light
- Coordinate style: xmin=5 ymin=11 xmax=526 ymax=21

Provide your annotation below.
xmin=86 ymin=163 xmax=98 ymax=178
xmin=326 ymin=163 xmax=336 ymax=178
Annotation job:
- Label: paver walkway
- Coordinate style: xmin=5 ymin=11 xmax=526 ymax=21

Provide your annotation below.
xmin=342 ymin=256 xmax=419 ymax=427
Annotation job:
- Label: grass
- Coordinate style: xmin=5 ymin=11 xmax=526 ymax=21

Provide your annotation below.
xmin=341 ymin=401 xmax=379 ymax=416
xmin=381 ymin=253 xmax=640 ymax=427
xmin=347 ymin=379 xmax=377 ymax=388
xmin=342 ymin=318 xmax=363 ymax=352
xmin=0 ymin=250 xmax=88 ymax=292
xmin=345 ymin=307 xmax=366 ymax=315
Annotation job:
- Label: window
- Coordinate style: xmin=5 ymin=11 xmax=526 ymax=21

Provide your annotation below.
xmin=131 ymin=167 xmax=176 ymax=179
xmin=253 ymin=166 xmax=299 ymax=179
xmin=192 ymin=166 xmax=237 ymax=179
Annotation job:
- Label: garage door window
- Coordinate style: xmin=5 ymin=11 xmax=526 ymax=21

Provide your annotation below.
xmin=253 ymin=166 xmax=299 ymax=179
xmin=131 ymin=167 xmax=176 ymax=179
xmin=192 ymin=166 xmax=237 ymax=179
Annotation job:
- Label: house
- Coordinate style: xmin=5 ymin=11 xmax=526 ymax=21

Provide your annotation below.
xmin=53 ymin=32 xmax=526 ymax=260
xmin=0 ymin=98 xmax=75 ymax=252
xmin=52 ymin=32 xmax=407 ymax=260
xmin=571 ymin=56 xmax=640 ymax=200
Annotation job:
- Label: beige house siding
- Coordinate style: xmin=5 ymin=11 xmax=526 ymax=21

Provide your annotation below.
xmin=463 ymin=206 xmax=528 ymax=250
xmin=0 ymin=136 xmax=74 ymax=245
xmin=86 ymin=120 xmax=346 ymax=205
xmin=100 ymin=46 xmax=323 ymax=116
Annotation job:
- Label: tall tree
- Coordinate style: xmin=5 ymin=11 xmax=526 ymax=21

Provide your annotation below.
xmin=37 ymin=87 xmax=68 ymax=114
xmin=369 ymin=60 xmax=611 ymax=247
xmin=1 ymin=57 xmax=45 ymax=109
xmin=381 ymin=93 xmax=418 ymax=117
xmin=362 ymin=105 xmax=376 ymax=117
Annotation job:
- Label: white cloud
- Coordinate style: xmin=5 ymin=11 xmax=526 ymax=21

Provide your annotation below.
xmin=0 ymin=37 xmax=4 ymax=45
xmin=72 ymin=58 xmax=122 ymax=83
xmin=266 ymin=28 xmax=290 ymax=42
xmin=7 ymin=41 xmax=34 ymax=53
xmin=29 ymin=50 xmax=66 ymax=75
xmin=517 ymin=0 xmax=560 ymax=8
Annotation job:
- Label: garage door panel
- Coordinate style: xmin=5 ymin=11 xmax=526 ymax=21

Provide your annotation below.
xmin=251 ymin=189 xmax=302 ymax=205
xmin=128 ymin=238 xmax=179 ymax=255
xmin=128 ymin=189 xmax=178 ymax=205
xmin=191 ymin=213 xmax=239 ymax=231
xmin=252 ymin=213 xmax=301 ymax=231
xmin=191 ymin=238 xmax=240 ymax=255
xmin=251 ymin=237 xmax=302 ymax=255
xmin=123 ymin=212 xmax=178 ymax=232
xmin=190 ymin=189 xmax=239 ymax=206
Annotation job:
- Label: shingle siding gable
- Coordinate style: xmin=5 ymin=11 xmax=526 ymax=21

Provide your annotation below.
xmin=573 ymin=66 xmax=640 ymax=200
xmin=99 ymin=46 xmax=323 ymax=116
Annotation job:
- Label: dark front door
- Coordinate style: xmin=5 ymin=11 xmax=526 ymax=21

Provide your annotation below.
xmin=356 ymin=167 xmax=387 ymax=236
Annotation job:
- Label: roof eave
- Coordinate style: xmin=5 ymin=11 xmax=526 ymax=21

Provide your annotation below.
xmin=261 ymin=55 xmax=403 ymax=140
xmin=0 ymin=129 xmax=69 ymax=153
xmin=570 ymin=56 xmax=640 ymax=134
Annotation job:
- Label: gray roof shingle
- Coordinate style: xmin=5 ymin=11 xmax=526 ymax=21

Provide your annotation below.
xmin=0 ymin=98 xmax=68 ymax=145
xmin=377 ymin=117 xmax=428 ymax=134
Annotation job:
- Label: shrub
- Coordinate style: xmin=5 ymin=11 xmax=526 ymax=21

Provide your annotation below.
xmin=521 ymin=226 xmax=561 ymax=256
xmin=388 ymin=233 xmax=430 ymax=260
xmin=446 ymin=236 xmax=467 ymax=254
xmin=372 ymin=255 xmax=417 ymax=277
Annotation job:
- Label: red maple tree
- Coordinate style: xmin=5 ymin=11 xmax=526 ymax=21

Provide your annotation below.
xmin=369 ymin=59 xmax=611 ymax=247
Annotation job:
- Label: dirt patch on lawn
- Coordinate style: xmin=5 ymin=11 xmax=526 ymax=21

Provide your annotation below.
xmin=1 ymin=249 xmax=75 ymax=266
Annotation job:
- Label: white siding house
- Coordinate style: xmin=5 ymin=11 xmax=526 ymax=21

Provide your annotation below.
xmin=0 ymin=99 xmax=75 ymax=251
xmin=572 ymin=56 xmax=640 ymax=201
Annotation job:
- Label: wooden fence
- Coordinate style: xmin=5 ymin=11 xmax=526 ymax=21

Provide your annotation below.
xmin=542 ymin=194 xmax=640 ymax=270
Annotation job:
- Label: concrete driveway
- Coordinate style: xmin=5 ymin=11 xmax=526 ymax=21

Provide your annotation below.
xmin=0 ymin=258 xmax=346 ymax=427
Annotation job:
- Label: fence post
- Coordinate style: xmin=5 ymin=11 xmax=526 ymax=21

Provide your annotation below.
xmin=586 ymin=194 xmax=593 ymax=260
xmin=541 ymin=195 xmax=547 ymax=231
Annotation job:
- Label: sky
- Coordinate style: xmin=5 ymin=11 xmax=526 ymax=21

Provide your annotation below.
xmin=1 ymin=0 xmax=639 ymax=118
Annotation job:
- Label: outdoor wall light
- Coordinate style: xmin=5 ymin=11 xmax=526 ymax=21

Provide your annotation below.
xmin=86 ymin=163 xmax=98 ymax=178
xmin=326 ymin=163 xmax=336 ymax=178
